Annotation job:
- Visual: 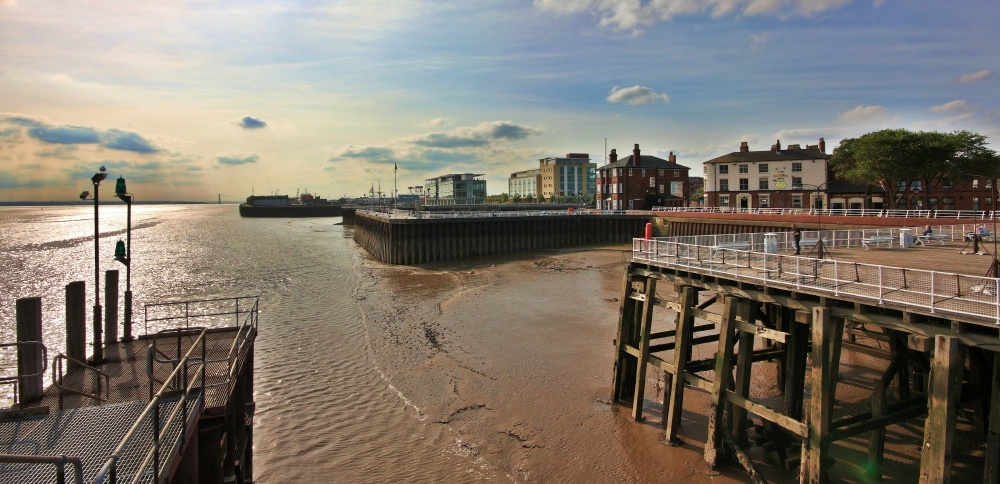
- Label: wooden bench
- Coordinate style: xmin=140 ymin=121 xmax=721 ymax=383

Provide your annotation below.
xmin=862 ymin=235 xmax=894 ymax=250
xmin=916 ymin=233 xmax=950 ymax=245
xmin=711 ymin=241 xmax=749 ymax=257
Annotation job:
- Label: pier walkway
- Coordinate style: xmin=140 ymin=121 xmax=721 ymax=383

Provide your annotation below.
xmin=613 ymin=223 xmax=1000 ymax=482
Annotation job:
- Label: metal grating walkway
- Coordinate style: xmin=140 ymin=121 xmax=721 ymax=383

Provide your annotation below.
xmin=0 ymin=396 xmax=200 ymax=483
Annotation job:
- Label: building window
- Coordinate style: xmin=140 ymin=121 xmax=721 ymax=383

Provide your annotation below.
xmin=943 ymin=197 xmax=955 ymax=210
xmin=898 ymin=180 xmax=906 ymax=191
xmin=629 ymin=169 xmax=633 ymax=176
xmin=989 ymin=198 xmax=994 ymax=208
xmin=759 ymin=178 xmax=769 ymax=190
xmin=928 ymin=198 xmax=938 ymax=210
xmin=974 ymin=179 xmax=980 ymax=188
xmin=739 ymin=178 xmax=749 ymax=191
xmin=943 ymin=179 xmax=953 ymax=189
xmin=739 ymin=164 xmax=749 ymax=174
xmin=719 ymin=165 xmax=729 ymax=175
xmin=671 ymin=181 xmax=682 ymax=195
xmin=659 ymin=169 xmax=664 ymax=176
xmin=719 ymin=179 xmax=729 ymax=191
xmin=649 ymin=177 xmax=655 ymax=188
xmin=641 ymin=169 xmax=646 ymax=177
xmin=910 ymin=180 xmax=922 ymax=192
xmin=673 ymin=170 xmax=679 ymax=177
xmin=720 ymin=195 xmax=730 ymax=207
xmin=988 ymin=179 xmax=994 ymax=189
xmin=659 ymin=184 xmax=664 ymax=194
xmin=792 ymin=194 xmax=803 ymax=208
xmin=974 ymin=197 xmax=981 ymax=210
xmin=759 ymin=164 xmax=769 ymax=173
xmin=759 ymin=195 xmax=770 ymax=208
xmin=792 ymin=177 xmax=802 ymax=189
xmin=618 ymin=183 xmax=623 ymax=193
xmin=792 ymin=162 xmax=802 ymax=172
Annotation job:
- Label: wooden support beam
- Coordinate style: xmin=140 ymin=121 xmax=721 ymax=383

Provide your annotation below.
xmin=866 ymin=379 xmax=887 ymax=481
xmin=785 ymin=311 xmax=809 ymax=422
xmin=664 ymin=285 xmax=698 ymax=443
xmin=986 ymin=351 xmax=1000 ymax=483
xmin=724 ymin=389 xmax=807 ymax=438
xmin=705 ymin=296 xmax=739 ymax=469
xmin=733 ymin=299 xmax=757 ymax=447
xmin=919 ymin=335 xmax=962 ymax=483
xmin=650 ymin=333 xmax=720 ymax=353
xmin=612 ymin=271 xmax=639 ymax=403
xmin=632 ymin=277 xmax=658 ymax=421
xmin=805 ymin=306 xmax=843 ymax=483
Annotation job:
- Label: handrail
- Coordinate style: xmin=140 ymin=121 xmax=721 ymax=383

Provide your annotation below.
xmin=632 ymin=224 xmax=1000 ymax=324
xmin=143 ymin=295 xmax=258 ymax=335
xmin=52 ymin=353 xmax=110 ymax=411
xmin=651 ymin=206 xmax=1000 ymax=219
xmin=95 ymin=330 xmax=207 ymax=484
xmin=0 ymin=341 xmax=47 ymax=406
xmin=0 ymin=453 xmax=84 ymax=484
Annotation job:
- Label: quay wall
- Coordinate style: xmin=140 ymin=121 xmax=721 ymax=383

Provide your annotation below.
xmin=353 ymin=212 xmax=650 ymax=265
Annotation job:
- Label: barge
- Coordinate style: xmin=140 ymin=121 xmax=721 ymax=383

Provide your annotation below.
xmin=239 ymin=193 xmax=343 ymax=217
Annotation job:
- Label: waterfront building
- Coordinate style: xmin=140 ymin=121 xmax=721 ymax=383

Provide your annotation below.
xmin=596 ymin=144 xmax=690 ymax=210
xmin=539 ymin=153 xmax=596 ymax=202
xmin=423 ymin=173 xmax=487 ymax=205
xmin=703 ymin=139 xmax=831 ymax=210
xmin=509 ymin=168 xmax=540 ymax=200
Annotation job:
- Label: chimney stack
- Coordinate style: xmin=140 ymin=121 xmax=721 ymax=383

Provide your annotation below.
xmin=819 ymin=137 xmax=826 ymax=153
xmin=740 ymin=141 xmax=749 ymax=153
xmin=669 ymin=151 xmax=676 ymax=163
xmin=633 ymin=144 xmax=641 ymax=167
xmin=776 ymin=139 xmax=781 ymax=152
xmin=609 ymin=149 xmax=617 ymax=164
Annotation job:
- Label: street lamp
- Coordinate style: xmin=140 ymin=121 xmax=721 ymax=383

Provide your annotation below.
xmin=114 ymin=176 xmax=134 ymax=341
xmin=80 ymin=166 xmax=108 ymax=363
xmin=798 ymin=182 xmax=831 ymax=259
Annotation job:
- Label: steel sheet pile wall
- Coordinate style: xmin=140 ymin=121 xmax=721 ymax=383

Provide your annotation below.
xmin=353 ymin=213 xmax=649 ymax=264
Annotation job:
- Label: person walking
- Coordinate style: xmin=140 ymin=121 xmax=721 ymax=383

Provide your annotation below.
xmin=792 ymin=225 xmax=802 ymax=255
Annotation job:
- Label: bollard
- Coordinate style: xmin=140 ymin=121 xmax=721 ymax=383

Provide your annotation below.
xmin=104 ymin=270 xmax=119 ymax=344
xmin=15 ymin=297 xmax=43 ymax=404
xmin=66 ymin=281 xmax=86 ymax=370
xmin=645 ymin=222 xmax=653 ymax=240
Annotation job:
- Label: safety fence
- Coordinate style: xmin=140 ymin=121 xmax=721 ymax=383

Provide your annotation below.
xmin=652 ymin=206 xmax=999 ymax=219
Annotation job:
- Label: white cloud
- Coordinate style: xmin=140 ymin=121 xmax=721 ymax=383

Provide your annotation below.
xmin=929 ymin=100 xmax=969 ymax=113
xmin=606 ymin=85 xmax=670 ymax=105
xmin=958 ymin=70 xmax=991 ymax=83
xmin=422 ymin=117 xmax=451 ymax=128
xmin=535 ymin=0 xmax=857 ymax=31
xmin=749 ymin=32 xmax=769 ymax=51
xmin=837 ymin=104 xmax=887 ymax=123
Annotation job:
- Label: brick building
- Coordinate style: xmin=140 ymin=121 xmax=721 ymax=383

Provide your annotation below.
xmin=704 ymin=139 xmax=830 ymax=209
xmin=596 ymin=144 xmax=690 ymax=210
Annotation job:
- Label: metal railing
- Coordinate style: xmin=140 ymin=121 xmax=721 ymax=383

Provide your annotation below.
xmin=143 ymin=295 xmax=258 ymax=335
xmin=0 ymin=341 xmax=47 ymax=407
xmin=52 ymin=353 xmax=110 ymax=411
xmin=94 ymin=330 xmax=207 ymax=484
xmin=632 ymin=224 xmax=1000 ymax=324
xmin=0 ymin=454 xmax=84 ymax=484
xmin=652 ymin=206 xmax=999 ymax=219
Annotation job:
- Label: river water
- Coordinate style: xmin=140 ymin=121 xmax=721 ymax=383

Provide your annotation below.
xmin=0 ymin=204 xmax=745 ymax=483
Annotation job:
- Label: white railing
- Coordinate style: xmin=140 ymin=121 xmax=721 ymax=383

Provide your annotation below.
xmin=632 ymin=224 xmax=1000 ymax=325
xmin=652 ymin=206 xmax=998 ymax=219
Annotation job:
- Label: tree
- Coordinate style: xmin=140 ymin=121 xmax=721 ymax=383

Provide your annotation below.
xmin=690 ymin=188 xmax=704 ymax=205
xmin=831 ymin=129 xmax=999 ymax=210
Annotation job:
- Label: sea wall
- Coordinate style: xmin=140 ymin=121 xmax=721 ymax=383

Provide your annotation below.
xmin=353 ymin=212 xmax=650 ymax=265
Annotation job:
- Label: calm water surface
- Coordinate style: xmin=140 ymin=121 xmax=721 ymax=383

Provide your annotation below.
xmin=0 ymin=204 xmax=496 ymax=482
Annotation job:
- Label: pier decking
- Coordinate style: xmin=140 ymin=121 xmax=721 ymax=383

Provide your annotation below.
xmin=613 ymin=225 xmax=1000 ymax=482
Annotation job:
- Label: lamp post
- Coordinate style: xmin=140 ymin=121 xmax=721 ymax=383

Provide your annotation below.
xmin=80 ymin=167 xmax=108 ymax=363
xmin=114 ymin=176 xmax=134 ymax=341
xmin=798 ymin=182 xmax=831 ymax=259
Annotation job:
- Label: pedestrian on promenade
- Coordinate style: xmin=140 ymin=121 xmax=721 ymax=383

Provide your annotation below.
xmin=792 ymin=225 xmax=802 ymax=255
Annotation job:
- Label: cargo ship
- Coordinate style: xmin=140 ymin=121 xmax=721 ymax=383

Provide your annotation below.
xmin=239 ymin=193 xmax=344 ymax=217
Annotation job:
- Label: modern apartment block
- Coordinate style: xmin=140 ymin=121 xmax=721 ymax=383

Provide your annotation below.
xmin=507 ymin=153 xmax=597 ymax=201
xmin=509 ymin=169 xmax=540 ymax=199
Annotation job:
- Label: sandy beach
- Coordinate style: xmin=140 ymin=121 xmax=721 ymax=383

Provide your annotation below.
xmin=355 ymin=245 xmax=750 ymax=482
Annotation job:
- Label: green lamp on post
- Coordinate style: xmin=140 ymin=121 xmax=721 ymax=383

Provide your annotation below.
xmin=114 ymin=175 xmax=134 ymax=341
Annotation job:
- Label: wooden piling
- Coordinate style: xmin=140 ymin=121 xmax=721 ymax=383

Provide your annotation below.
xmin=919 ymin=335 xmax=962 ymax=482
xmin=15 ymin=297 xmax=43 ymax=404
xmin=663 ymin=285 xmax=698 ymax=443
xmin=705 ymin=296 xmax=739 ymax=468
xmin=805 ymin=306 xmax=842 ymax=483
xmin=66 ymin=281 xmax=87 ymax=369
xmin=631 ymin=277 xmax=657 ymax=421
xmin=986 ymin=353 xmax=1000 ymax=483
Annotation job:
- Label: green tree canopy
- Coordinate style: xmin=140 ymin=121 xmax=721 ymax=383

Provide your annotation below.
xmin=831 ymin=129 xmax=999 ymax=209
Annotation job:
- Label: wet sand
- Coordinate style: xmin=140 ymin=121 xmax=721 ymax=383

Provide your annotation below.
xmin=356 ymin=246 xmax=750 ymax=482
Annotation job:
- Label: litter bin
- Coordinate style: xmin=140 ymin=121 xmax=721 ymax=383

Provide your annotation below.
xmin=900 ymin=228 xmax=914 ymax=248
xmin=763 ymin=233 xmax=779 ymax=254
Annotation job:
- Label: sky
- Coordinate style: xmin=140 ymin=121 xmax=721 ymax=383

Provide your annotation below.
xmin=1 ymin=0 xmax=997 ymax=202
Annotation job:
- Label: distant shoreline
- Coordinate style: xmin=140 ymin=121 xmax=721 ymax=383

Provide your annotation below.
xmin=0 ymin=201 xmax=237 ymax=206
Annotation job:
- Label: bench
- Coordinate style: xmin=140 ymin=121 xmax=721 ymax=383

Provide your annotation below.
xmin=862 ymin=235 xmax=894 ymax=250
xmin=799 ymin=238 xmax=822 ymax=249
xmin=711 ymin=241 xmax=749 ymax=257
xmin=916 ymin=233 xmax=950 ymax=245
xmin=966 ymin=230 xmax=995 ymax=241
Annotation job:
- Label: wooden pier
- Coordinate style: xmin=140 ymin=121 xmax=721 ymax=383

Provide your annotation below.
xmin=612 ymin=229 xmax=1000 ymax=482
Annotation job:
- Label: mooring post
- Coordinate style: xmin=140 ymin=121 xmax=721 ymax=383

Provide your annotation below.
xmin=631 ymin=276 xmax=658 ymax=421
xmin=15 ymin=297 xmax=44 ymax=404
xmin=705 ymin=295 xmax=739 ymax=468
xmin=664 ymin=285 xmax=698 ymax=443
xmin=104 ymin=269 xmax=119 ymax=344
xmin=66 ymin=281 xmax=87 ymax=370
xmin=919 ymin=335 xmax=961 ymax=482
